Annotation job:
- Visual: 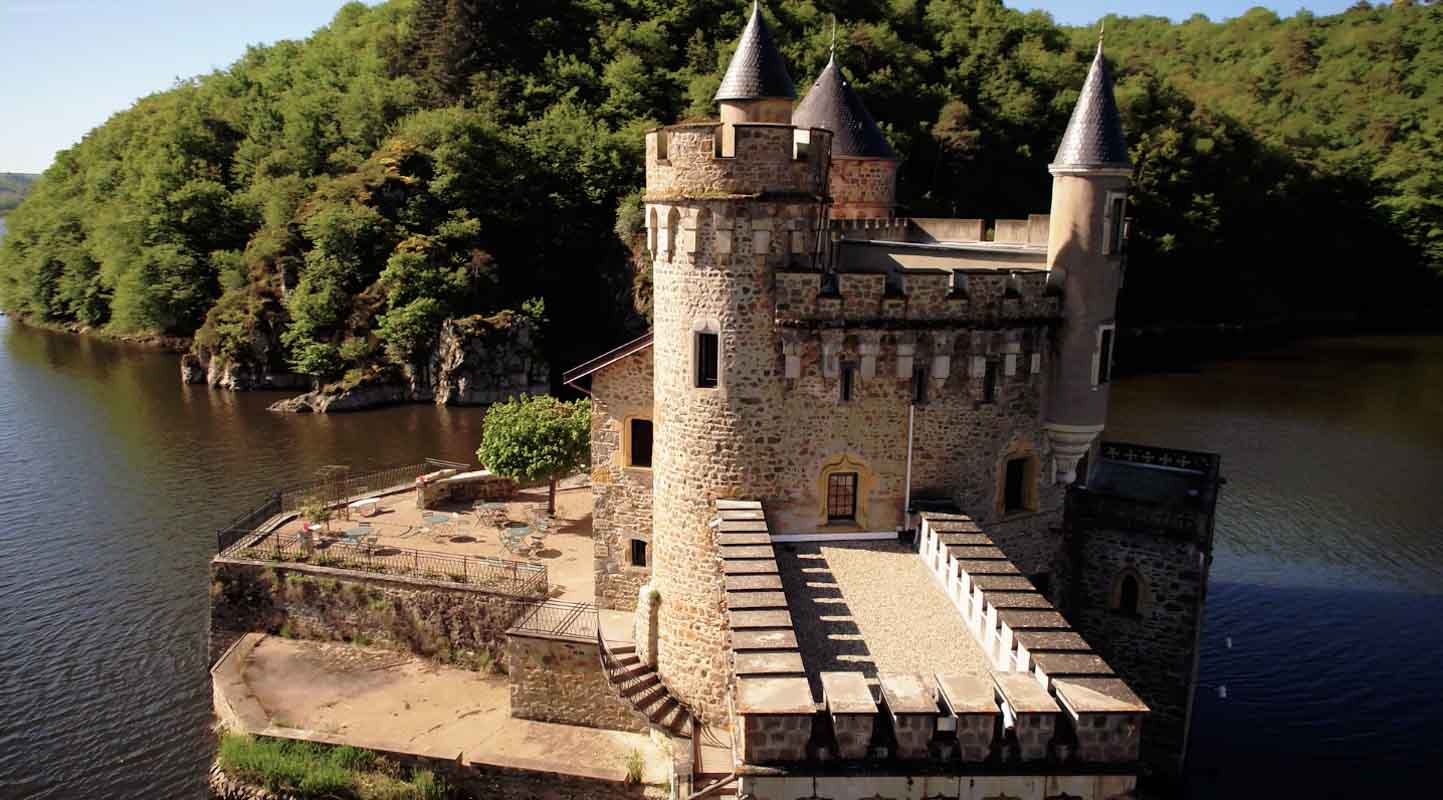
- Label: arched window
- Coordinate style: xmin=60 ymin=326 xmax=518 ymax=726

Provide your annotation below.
xmin=1111 ymin=569 xmax=1148 ymax=616
xmin=666 ymin=207 xmax=681 ymax=260
xmin=647 ymin=207 xmax=658 ymax=255
xmin=1119 ymin=575 xmax=1140 ymax=614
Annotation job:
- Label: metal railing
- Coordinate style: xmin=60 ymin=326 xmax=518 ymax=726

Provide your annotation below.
xmin=277 ymin=458 xmax=470 ymax=514
xmin=509 ymin=599 xmax=598 ymax=641
xmin=597 ymin=625 xmax=695 ymax=738
xmin=216 ymin=492 xmax=282 ymax=552
xmin=231 ymin=533 xmax=547 ymax=596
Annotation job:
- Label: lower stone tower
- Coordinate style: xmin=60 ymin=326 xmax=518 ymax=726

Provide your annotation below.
xmin=644 ymin=120 xmax=831 ymax=722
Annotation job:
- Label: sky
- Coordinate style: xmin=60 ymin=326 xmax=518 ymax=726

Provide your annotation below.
xmin=1 ymin=0 xmax=1358 ymax=175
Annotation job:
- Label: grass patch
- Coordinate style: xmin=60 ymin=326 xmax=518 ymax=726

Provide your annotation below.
xmin=624 ymin=748 xmax=644 ymax=785
xmin=218 ymin=733 xmax=450 ymax=799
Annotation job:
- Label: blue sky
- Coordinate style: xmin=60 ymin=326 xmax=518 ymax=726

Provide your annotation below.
xmin=1 ymin=0 xmax=1357 ymax=174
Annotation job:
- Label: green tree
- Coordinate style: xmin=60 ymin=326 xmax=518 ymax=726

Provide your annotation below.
xmin=477 ymin=395 xmax=591 ymax=514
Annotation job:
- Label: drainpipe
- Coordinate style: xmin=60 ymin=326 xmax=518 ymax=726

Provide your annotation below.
xmin=903 ymin=403 xmax=915 ymax=532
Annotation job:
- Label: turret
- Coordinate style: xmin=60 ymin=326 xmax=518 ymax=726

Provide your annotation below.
xmin=793 ymin=45 xmax=900 ymax=219
xmin=714 ymin=0 xmax=796 ymax=126
xmin=646 ymin=3 xmax=829 ymax=725
xmin=1043 ymin=38 xmax=1131 ymax=484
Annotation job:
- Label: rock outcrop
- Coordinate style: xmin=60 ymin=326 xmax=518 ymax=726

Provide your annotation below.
xmin=268 ymin=311 xmax=548 ymax=413
xmin=184 ymin=308 xmax=308 ymax=391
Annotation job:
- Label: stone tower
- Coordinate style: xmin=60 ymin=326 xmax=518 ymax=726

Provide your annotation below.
xmin=643 ymin=2 xmax=832 ymax=723
xmin=1043 ymin=39 xmax=1132 ymax=483
xmin=793 ymin=46 xmax=899 ymax=219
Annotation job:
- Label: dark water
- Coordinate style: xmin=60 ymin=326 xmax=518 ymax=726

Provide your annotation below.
xmin=1107 ymin=336 xmax=1443 ymax=798
xmin=1 ymin=318 xmax=1440 ymax=798
xmin=0 ymin=316 xmax=483 ymax=799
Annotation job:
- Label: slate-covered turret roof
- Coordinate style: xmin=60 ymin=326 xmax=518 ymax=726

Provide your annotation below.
xmin=715 ymin=1 xmax=796 ymax=101
xmin=793 ymin=52 xmax=897 ymax=159
xmin=1051 ymin=41 xmax=1130 ymax=170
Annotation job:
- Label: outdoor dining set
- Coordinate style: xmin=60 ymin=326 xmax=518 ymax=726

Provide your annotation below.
xmin=306 ymin=499 xmax=553 ymax=559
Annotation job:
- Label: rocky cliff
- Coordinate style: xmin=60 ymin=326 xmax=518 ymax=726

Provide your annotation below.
xmin=266 ymin=311 xmax=548 ymax=413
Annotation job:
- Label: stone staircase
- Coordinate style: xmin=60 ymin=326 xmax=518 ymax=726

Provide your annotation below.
xmin=600 ymin=643 xmax=692 ymax=738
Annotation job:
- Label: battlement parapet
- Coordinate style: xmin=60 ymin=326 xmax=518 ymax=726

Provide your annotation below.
xmin=916 ymin=512 xmax=1147 ymax=766
xmin=775 ymin=269 xmax=1059 ymax=326
xmin=645 ymin=123 xmax=833 ymax=201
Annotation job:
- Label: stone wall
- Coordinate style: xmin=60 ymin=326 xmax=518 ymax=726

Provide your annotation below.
xmin=591 ymin=353 xmax=655 ymax=611
xmin=507 ymin=631 xmax=648 ymax=733
xmin=645 ymin=123 xmax=831 ymax=200
xmin=830 ymin=156 xmax=898 ymax=219
xmin=774 ymin=268 xmax=1058 ymax=324
xmin=1063 ymin=523 xmax=1207 ymax=775
xmin=209 ymin=559 xmax=532 ymax=667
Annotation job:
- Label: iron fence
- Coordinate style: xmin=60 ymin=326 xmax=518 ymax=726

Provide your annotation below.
xmin=216 ymin=491 xmax=282 ymax=552
xmin=233 ymin=533 xmax=547 ymax=596
xmin=277 ymin=458 xmax=470 ymax=514
xmin=509 ymin=599 xmax=598 ymax=641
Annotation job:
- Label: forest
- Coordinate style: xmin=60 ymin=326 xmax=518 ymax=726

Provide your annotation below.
xmin=0 ymin=0 xmax=1439 ymax=386
xmin=0 ymin=173 xmax=39 ymax=216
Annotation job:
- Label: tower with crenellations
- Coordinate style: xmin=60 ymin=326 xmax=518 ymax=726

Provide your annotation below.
xmin=642 ymin=0 xmax=833 ymax=723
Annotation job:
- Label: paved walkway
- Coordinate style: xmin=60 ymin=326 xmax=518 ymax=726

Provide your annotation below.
xmin=776 ymin=541 xmax=989 ymax=699
xmin=213 ymin=634 xmax=668 ymax=785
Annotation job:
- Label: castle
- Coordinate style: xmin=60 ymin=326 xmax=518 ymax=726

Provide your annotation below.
xmin=558 ymin=5 xmax=1220 ymax=797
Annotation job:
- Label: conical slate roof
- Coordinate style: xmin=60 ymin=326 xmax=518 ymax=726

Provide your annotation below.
xmin=714 ymin=1 xmax=796 ymax=101
xmin=794 ymin=53 xmax=897 ymax=159
xmin=1051 ymin=42 xmax=1130 ymax=170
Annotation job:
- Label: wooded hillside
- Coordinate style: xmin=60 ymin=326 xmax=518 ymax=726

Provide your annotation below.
xmin=1 ymin=0 xmax=1438 ymax=385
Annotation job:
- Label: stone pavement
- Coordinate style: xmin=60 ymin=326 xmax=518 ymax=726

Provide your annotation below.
xmin=212 ymin=634 xmax=669 ymax=785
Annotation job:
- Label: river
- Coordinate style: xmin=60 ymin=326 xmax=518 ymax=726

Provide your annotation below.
xmin=0 ymin=316 xmax=1440 ymax=798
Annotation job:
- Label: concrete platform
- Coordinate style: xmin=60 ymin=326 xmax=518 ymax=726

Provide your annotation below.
xmin=212 ymin=634 xmax=669 ymax=785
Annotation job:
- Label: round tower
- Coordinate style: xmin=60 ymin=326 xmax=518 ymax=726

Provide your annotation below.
xmin=793 ymin=48 xmax=899 ymax=219
xmin=1044 ymin=39 xmax=1132 ymax=484
xmin=646 ymin=3 xmax=831 ymax=724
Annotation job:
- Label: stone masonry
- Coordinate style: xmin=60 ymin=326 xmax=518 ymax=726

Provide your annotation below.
xmin=507 ymin=631 xmax=648 ymax=733
xmin=591 ymin=352 xmax=655 ymax=611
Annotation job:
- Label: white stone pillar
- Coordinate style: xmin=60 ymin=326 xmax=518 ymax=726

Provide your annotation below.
xmin=1043 ymin=422 xmax=1105 ymax=484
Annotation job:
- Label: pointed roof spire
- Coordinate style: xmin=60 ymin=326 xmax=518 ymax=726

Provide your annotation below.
xmin=1051 ymin=37 xmax=1130 ymax=171
xmin=794 ymin=45 xmax=897 ymax=159
xmin=715 ymin=0 xmax=796 ymax=101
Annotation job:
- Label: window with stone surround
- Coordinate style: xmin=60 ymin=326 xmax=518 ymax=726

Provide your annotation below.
xmin=1002 ymin=455 xmax=1038 ymax=515
xmin=630 ymin=538 xmax=648 ymax=568
xmin=1111 ymin=569 xmax=1148 ymax=616
xmin=696 ymin=331 xmax=719 ymax=388
xmin=627 ymin=418 xmax=653 ymax=468
xmin=827 ymin=472 xmax=858 ymax=522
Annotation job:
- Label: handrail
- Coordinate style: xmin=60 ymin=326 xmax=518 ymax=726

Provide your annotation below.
xmin=688 ymin=772 xmax=738 ymax=800
xmin=596 ymin=626 xmax=696 ymax=738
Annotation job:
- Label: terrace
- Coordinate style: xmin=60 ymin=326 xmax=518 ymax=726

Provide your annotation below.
xmin=216 ymin=461 xmax=597 ymax=602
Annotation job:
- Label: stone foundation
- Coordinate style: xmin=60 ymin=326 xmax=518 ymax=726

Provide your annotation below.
xmin=507 ymin=631 xmax=647 ymax=733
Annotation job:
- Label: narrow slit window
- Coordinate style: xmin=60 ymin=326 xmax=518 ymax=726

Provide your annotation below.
xmin=1118 ymin=574 xmax=1140 ymax=614
xmin=1108 ymin=195 xmax=1128 ymax=254
xmin=840 ymin=363 xmax=855 ymax=403
xmin=696 ymin=332 xmax=718 ymax=388
xmin=982 ymin=359 xmax=998 ymax=403
xmin=630 ymin=539 xmax=649 ymax=567
xmin=912 ymin=366 xmax=928 ymax=404
xmin=827 ymin=472 xmax=858 ymax=522
xmin=629 ymin=419 xmax=653 ymax=468
xmin=1096 ymin=327 xmax=1115 ymax=385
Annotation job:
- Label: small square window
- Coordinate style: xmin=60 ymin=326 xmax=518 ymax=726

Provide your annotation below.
xmin=839 ymin=362 xmax=856 ymax=403
xmin=628 ymin=419 xmax=653 ymax=468
xmin=630 ymin=539 xmax=648 ymax=567
xmin=696 ymin=332 xmax=718 ymax=388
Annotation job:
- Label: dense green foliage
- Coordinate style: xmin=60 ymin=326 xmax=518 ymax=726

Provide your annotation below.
xmin=0 ymin=173 xmax=39 ymax=216
xmin=477 ymin=394 xmax=591 ymax=512
xmin=2 ymin=0 xmax=1440 ymax=376
xmin=216 ymin=733 xmax=447 ymax=799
